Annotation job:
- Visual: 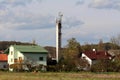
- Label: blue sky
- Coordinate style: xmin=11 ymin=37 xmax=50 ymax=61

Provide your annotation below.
xmin=0 ymin=0 xmax=120 ymax=47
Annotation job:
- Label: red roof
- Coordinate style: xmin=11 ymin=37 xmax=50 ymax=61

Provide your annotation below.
xmin=83 ymin=51 xmax=111 ymax=60
xmin=0 ymin=54 xmax=7 ymax=61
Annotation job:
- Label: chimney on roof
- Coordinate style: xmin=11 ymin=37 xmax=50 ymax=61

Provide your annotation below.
xmin=32 ymin=39 xmax=36 ymax=45
xmin=93 ymin=49 xmax=97 ymax=54
xmin=93 ymin=49 xmax=96 ymax=52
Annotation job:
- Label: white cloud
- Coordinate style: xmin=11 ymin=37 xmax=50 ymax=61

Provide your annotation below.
xmin=0 ymin=0 xmax=37 ymax=7
xmin=0 ymin=14 xmax=55 ymax=30
xmin=76 ymin=0 xmax=84 ymax=5
xmin=0 ymin=9 xmax=7 ymax=16
xmin=89 ymin=0 xmax=120 ymax=10
xmin=63 ymin=17 xmax=84 ymax=29
xmin=0 ymin=0 xmax=119 ymax=46
xmin=0 ymin=0 xmax=55 ymax=30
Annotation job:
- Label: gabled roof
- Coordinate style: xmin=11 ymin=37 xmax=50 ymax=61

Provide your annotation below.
xmin=0 ymin=54 xmax=7 ymax=61
xmin=83 ymin=51 xmax=111 ymax=60
xmin=5 ymin=45 xmax=48 ymax=54
xmin=12 ymin=45 xmax=48 ymax=53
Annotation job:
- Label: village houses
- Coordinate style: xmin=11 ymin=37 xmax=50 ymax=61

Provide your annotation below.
xmin=5 ymin=45 xmax=48 ymax=71
xmin=80 ymin=49 xmax=112 ymax=70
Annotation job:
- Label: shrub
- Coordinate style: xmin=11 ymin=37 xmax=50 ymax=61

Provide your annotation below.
xmin=91 ymin=59 xmax=117 ymax=72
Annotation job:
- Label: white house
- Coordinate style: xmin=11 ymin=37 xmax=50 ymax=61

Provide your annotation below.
xmin=5 ymin=45 xmax=48 ymax=71
xmin=81 ymin=50 xmax=112 ymax=70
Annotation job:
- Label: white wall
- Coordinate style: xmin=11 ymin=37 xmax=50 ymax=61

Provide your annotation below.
xmin=8 ymin=46 xmax=24 ymax=71
xmin=82 ymin=53 xmax=92 ymax=66
xmin=8 ymin=46 xmax=14 ymax=65
xmin=17 ymin=51 xmax=24 ymax=60
xmin=8 ymin=46 xmax=24 ymax=65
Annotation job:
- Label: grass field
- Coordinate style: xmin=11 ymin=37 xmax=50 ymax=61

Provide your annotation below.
xmin=0 ymin=72 xmax=120 ymax=80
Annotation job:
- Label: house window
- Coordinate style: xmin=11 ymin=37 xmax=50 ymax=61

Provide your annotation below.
xmin=39 ymin=57 xmax=44 ymax=61
xmin=82 ymin=57 xmax=86 ymax=59
xmin=11 ymin=51 xmax=13 ymax=55
xmin=19 ymin=57 xmax=23 ymax=63
xmin=14 ymin=58 xmax=18 ymax=63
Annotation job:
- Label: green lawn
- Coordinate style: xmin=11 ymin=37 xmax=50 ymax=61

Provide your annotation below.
xmin=0 ymin=72 xmax=120 ymax=80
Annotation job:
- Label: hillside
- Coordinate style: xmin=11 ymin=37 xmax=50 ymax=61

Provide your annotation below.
xmin=0 ymin=41 xmax=119 ymax=54
xmin=0 ymin=41 xmax=35 ymax=50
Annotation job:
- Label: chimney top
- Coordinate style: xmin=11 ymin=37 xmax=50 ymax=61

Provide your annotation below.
xmin=93 ymin=49 xmax=96 ymax=52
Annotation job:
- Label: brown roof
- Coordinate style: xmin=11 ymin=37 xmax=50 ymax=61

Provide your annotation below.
xmin=0 ymin=54 xmax=7 ymax=61
xmin=83 ymin=51 xmax=111 ymax=60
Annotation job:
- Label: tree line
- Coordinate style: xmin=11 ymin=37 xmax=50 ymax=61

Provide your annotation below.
xmin=47 ymin=34 xmax=120 ymax=72
xmin=0 ymin=41 xmax=35 ymax=51
xmin=0 ymin=34 xmax=120 ymax=72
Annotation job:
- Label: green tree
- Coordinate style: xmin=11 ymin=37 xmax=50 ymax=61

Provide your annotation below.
xmin=82 ymin=42 xmax=93 ymax=51
xmin=61 ymin=38 xmax=82 ymax=71
xmin=113 ymin=54 xmax=120 ymax=72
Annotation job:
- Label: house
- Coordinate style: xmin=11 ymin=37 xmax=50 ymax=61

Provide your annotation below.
xmin=80 ymin=49 xmax=112 ymax=69
xmin=108 ymin=50 xmax=120 ymax=56
xmin=0 ymin=53 xmax=8 ymax=70
xmin=5 ymin=45 xmax=48 ymax=71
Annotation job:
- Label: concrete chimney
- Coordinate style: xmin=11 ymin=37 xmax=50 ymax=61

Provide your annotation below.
xmin=56 ymin=12 xmax=63 ymax=63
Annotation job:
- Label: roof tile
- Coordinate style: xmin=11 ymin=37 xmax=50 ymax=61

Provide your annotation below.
xmin=83 ymin=51 xmax=111 ymax=60
xmin=13 ymin=45 xmax=48 ymax=53
xmin=0 ymin=54 xmax=7 ymax=61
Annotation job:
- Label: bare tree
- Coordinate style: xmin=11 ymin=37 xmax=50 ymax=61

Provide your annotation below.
xmin=98 ymin=39 xmax=104 ymax=50
xmin=110 ymin=34 xmax=120 ymax=49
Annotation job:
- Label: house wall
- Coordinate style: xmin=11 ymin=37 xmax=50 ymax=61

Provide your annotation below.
xmin=8 ymin=46 xmax=14 ymax=65
xmin=8 ymin=45 xmax=47 ymax=71
xmin=8 ymin=46 xmax=24 ymax=71
xmin=82 ymin=53 xmax=92 ymax=66
xmin=24 ymin=53 xmax=47 ymax=66
xmin=8 ymin=46 xmax=24 ymax=65
xmin=0 ymin=62 xmax=8 ymax=69
xmin=17 ymin=51 xmax=24 ymax=61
